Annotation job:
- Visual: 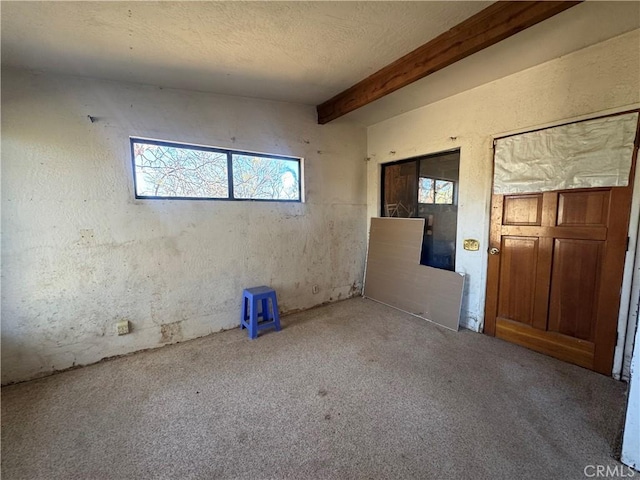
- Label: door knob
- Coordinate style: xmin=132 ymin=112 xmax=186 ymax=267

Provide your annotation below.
xmin=489 ymin=247 xmax=500 ymax=255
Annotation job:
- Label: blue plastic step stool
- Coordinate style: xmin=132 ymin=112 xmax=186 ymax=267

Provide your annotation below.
xmin=241 ymin=286 xmax=281 ymax=339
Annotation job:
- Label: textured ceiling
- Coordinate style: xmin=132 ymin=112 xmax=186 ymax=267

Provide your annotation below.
xmin=2 ymin=1 xmax=638 ymax=126
xmin=1 ymin=1 xmax=491 ymax=105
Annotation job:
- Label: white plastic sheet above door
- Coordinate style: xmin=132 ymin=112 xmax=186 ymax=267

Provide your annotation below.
xmin=493 ymin=112 xmax=639 ymax=195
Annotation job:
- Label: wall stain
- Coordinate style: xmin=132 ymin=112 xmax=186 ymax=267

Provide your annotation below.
xmin=160 ymin=321 xmax=183 ymax=343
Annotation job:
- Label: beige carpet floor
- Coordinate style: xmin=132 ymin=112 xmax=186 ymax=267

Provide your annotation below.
xmin=1 ymin=298 xmax=629 ymax=479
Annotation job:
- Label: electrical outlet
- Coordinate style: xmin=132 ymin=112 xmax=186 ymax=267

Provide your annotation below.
xmin=312 ymin=285 xmax=320 ymax=294
xmin=116 ymin=320 xmax=130 ymax=335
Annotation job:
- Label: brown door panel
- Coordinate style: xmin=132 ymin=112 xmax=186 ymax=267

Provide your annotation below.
xmin=497 ymin=236 xmax=539 ymax=326
xmin=485 ymin=121 xmax=638 ymax=375
xmin=495 ymin=317 xmax=595 ymax=370
xmin=547 ymin=239 xmax=603 ymax=341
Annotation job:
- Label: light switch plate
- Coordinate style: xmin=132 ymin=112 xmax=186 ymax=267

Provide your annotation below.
xmin=463 ymin=239 xmax=480 ymax=251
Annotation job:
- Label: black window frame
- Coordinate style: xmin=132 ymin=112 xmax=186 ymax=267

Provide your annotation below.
xmin=130 ymin=137 xmax=303 ymax=203
xmin=380 ymin=149 xmax=460 ymax=272
xmin=380 ymin=149 xmax=460 ymax=215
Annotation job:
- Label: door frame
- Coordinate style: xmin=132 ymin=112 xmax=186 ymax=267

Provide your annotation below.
xmin=618 ymin=141 xmax=640 ymax=380
xmin=484 ymin=108 xmax=640 ymax=378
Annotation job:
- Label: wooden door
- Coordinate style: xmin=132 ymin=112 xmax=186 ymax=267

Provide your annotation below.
xmin=484 ymin=169 xmax=636 ymax=375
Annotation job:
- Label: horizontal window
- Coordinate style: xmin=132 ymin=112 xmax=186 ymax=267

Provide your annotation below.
xmin=131 ymin=138 xmax=301 ymax=202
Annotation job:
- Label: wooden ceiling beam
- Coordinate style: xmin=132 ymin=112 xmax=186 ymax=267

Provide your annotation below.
xmin=316 ymin=1 xmax=582 ymax=124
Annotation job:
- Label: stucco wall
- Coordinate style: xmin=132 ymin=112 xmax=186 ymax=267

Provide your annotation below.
xmin=367 ymin=30 xmax=640 ymax=332
xmin=1 ymin=69 xmax=367 ymax=384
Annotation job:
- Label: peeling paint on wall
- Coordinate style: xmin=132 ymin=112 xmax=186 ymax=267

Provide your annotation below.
xmin=1 ymin=69 xmax=368 ymax=384
xmin=160 ymin=322 xmax=183 ymax=344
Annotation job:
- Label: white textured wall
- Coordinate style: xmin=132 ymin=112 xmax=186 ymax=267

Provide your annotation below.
xmin=367 ymin=30 xmax=640 ymax=332
xmin=1 ymin=69 xmax=367 ymax=384
xmin=622 ymin=245 xmax=640 ymax=468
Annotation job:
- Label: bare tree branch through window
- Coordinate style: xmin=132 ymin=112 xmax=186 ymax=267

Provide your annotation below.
xmin=232 ymin=154 xmax=299 ymax=200
xmin=132 ymin=139 xmax=301 ymax=201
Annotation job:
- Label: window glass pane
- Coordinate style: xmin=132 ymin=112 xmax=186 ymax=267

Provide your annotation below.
xmin=418 ymin=177 xmax=434 ymax=204
xmin=383 ymin=161 xmax=418 ymax=217
xmin=435 ymin=180 xmax=454 ymax=204
xmin=232 ymin=154 xmax=300 ymax=200
xmin=418 ymin=152 xmax=459 ymax=271
xmin=133 ymin=142 xmax=229 ymax=198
